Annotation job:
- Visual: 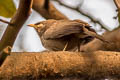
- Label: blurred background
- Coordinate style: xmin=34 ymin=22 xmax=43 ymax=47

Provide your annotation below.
xmin=0 ymin=0 xmax=119 ymax=52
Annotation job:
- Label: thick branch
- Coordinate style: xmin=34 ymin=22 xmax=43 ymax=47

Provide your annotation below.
xmin=0 ymin=0 xmax=33 ymax=65
xmin=33 ymin=0 xmax=68 ymax=20
xmin=53 ymin=0 xmax=109 ymax=31
xmin=0 ymin=51 xmax=119 ymax=80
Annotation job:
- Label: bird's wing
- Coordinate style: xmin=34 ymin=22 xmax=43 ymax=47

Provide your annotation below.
xmin=43 ymin=20 xmax=90 ymax=39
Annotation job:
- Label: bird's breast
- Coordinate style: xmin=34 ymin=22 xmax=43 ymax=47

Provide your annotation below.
xmin=40 ymin=36 xmax=78 ymax=51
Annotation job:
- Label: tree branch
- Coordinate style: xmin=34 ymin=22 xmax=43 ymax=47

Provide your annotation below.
xmin=0 ymin=19 xmax=13 ymax=25
xmin=33 ymin=0 xmax=68 ymax=20
xmin=0 ymin=0 xmax=33 ymax=66
xmin=0 ymin=51 xmax=119 ymax=80
xmin=53 ymin=0 xmax=109 ymax=31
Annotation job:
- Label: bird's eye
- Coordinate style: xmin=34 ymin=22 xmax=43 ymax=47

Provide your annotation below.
xmin=37 ymin=24 xmax=44 ymax=28
xmin=37 ymin=24 xmax=45 ymax=32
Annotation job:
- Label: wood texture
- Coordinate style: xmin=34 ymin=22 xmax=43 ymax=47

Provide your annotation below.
xmin=0 ymin=51 xmax=120 ymax=79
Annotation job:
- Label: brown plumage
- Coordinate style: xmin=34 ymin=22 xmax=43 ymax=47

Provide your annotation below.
xmin=28 ymin=19 xmax=108 ymax=51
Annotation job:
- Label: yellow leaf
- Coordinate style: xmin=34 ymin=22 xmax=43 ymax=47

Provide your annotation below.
xmin=0 ymin=0 xmax=16 ymax=18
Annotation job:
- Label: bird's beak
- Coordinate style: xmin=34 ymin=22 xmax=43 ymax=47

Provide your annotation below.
xmin=27 ymin=24 xmax=37 ymax=28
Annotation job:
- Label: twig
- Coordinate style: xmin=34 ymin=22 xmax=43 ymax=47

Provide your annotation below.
xmin=0 ymin=19 xmax=13 ymax=25
xmin=53 ymin=0 xmax=109 ymax=31
xmin=0 ymin=0 xmax=33 ymax=65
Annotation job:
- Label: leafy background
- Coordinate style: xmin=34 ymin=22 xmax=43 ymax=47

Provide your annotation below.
xmin=0 ymin=0 xmax=16 ymax=18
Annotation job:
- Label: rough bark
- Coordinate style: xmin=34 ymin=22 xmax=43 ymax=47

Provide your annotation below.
xmin=0 ymin=51 xmax=120 ymax=80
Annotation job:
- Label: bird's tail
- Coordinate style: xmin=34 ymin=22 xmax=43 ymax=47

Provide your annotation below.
xmin=83 ymin=27 xmax=110 ymax=43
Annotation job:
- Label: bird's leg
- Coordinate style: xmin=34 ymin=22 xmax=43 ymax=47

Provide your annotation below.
xmin=77 ymin=41 xmax=80 ymax=52
xmin=63 ymin=42 xmax=68 ymax=51
xmin=77 ymin=40 xmax=85 ymax=52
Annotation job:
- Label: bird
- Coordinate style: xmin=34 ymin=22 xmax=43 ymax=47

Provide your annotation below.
xmin=28 ymin=19 xmax=109 ymax=52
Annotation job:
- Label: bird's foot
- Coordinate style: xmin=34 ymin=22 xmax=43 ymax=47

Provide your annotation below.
xmin=63 ymin=42 xmax=68 ymax=51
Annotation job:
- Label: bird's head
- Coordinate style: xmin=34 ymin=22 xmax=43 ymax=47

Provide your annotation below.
xmin=28 ymin=19 xmax=56 ymax=32
xmin=27 ymin=22 xmax=47 ymax=37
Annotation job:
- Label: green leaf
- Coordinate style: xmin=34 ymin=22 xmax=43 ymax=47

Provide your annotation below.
xmin=0 ymin=0 xmax=16 ymax=18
